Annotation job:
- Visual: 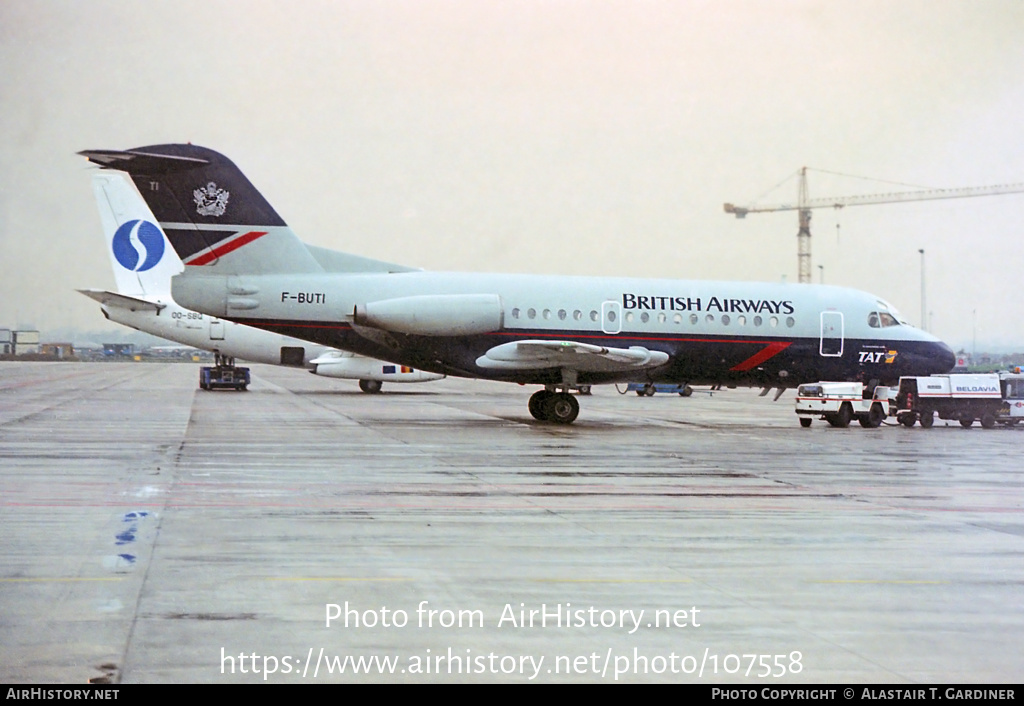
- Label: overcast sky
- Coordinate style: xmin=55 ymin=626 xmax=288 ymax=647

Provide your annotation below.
xmin=2 ymin=0 xmax=1023 ymax=350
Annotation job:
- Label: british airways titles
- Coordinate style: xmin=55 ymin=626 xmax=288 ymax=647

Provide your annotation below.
xmin=622 ymin=294 xmax=795 ymax=315
xmin=275 ymin=290 xmax=796 ymax=315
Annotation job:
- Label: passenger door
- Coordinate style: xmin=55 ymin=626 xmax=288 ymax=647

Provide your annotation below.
xmin=819 ymin=311 xmax=843 ymax=357
xmin=209 ymin=320 xmax=225 ymax=341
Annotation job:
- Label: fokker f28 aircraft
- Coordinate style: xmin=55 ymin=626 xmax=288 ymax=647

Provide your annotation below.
xmin=79 ymin=145 xmax=956 ymax=423
xmin=78 ymin=171 xmax=443 ymax=392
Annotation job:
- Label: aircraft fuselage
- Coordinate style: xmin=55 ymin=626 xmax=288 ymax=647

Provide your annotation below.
xmin=172 ymin=270 xmax=955 ymax=387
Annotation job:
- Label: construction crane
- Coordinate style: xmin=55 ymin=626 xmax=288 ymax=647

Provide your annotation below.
xmin=725 ymin=167 xmax=1024 ymax=283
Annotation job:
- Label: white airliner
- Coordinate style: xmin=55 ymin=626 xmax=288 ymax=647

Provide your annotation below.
xmin=79 ymin=145 xmax=956 ymax=423
xmin=78 ymin=172 xmax=443 ymax=392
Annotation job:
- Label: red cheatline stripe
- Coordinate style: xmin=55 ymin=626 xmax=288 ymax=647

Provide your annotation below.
xmin=730 ymin=341 xmax=792 ymax=371
xmin=186 ymin=231 xmax=268 ymax=266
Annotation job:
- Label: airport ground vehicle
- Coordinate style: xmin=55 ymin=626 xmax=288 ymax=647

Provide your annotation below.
xmin=894 ymin=374 xmax=1002 ymax=428
xmin=998 ymin=370 xmax=1024 ymax=425
xmin=627 ymin=382 xmax=694 ymax=397
xmin=199 ymin=355 xmax=250 ymax=391
xmin=794 ymin=381 xmax=888 ymax=428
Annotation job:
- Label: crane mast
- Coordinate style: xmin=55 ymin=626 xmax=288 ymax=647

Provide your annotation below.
xmin=796 ymin=167 xmax=811 ymax=285
xmin=725 ymin=170 xmax=1024 ymax=283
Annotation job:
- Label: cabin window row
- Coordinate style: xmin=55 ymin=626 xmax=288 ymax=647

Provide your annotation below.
xmin=508 ymin=308 xmax=596 ymax=322
xmin=508 ymin=307 xmax=796 ymax=329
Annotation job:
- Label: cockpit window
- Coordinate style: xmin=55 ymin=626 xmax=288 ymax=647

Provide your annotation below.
xmin=868 ymin=311 xmax=900 ymax=328
xmin=876 ymin=300 xmax=910 ymax=326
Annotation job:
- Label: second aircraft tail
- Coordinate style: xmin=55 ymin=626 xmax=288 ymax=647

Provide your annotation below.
xmin=90 ymin=172 xmax=183 ymax=298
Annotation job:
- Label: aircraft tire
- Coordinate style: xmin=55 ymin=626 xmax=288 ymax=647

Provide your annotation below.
xmin=644 ymin=385 xmax=656 ymax=397
xmin=919 ymin=410 xmax=934 ymax=428
xmin=680 ymin=385 xmax=694 ymax=397
xmin=359 ymin=379 xmax=383 ymax=394
xmin=543 ymin=393 xmax=579 ymax=424
xmin=529 ymin=390 xmax=554 ymax=421
xmin=799 ymin=417 xmax=812 ymax=428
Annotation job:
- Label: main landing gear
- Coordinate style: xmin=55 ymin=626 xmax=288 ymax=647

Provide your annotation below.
xmin=528 ymin=388 xmax=580 ymax=424
xmin=358 ymin=379 xmax=383 ymax=394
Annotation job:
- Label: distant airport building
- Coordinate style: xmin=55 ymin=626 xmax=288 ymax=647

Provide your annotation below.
xmin=102 ymin=343 xmax=135 ymax=357
xmin=13 ymin=330 xmax=40 ymax=356
xmin=39 ymin=343 xmax=75 ymax=359
xmin=0 ymin=329 xmax=11 ymax=355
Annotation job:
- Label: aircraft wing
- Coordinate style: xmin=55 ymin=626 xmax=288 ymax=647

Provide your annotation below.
xmin=77 ymin=289 xmax=165 ymax=312
xmin=476 ymin=339 xmax=669 ymax=372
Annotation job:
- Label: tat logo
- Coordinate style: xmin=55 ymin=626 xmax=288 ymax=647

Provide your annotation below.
xmin=112 ymin=219 xmax=165 ymax=271
xmin=858 ymin=349 xmax=898 ymax=364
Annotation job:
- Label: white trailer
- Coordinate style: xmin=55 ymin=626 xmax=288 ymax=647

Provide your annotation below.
xmin=998 ymin=371 xmax=1024 ymax=426
xmin=894 ymin=374 xmax=1003 ymax=428
xmin=795 ymin=381 xmax=888 ymax=428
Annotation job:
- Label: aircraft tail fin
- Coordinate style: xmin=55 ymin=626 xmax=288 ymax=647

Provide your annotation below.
xmin=91 ymin=172 xmax=183 ymax=297
xmin=79 ymin=144 xmax=324 ymax=276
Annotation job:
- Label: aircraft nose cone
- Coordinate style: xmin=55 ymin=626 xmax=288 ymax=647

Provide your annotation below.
xmin=932 ymin=340 xmax=956 ymax=374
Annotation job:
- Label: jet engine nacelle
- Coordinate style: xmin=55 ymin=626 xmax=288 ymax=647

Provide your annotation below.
xmin=354 ymin=294 xmax=503 ymax=336
xmin=310 ymin=352 xmax=444 ymax=382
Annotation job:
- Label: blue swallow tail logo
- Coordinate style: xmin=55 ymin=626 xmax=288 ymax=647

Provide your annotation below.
xmin=112 ymin=220 xmax=165 ymax=271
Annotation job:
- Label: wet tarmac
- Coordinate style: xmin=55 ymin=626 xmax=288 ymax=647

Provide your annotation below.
xmin=1 ymin=362 xmax=1021 ymax=683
